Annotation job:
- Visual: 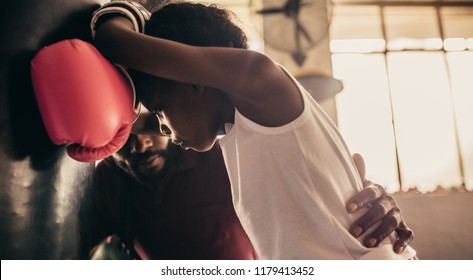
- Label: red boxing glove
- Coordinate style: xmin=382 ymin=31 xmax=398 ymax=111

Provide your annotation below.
xmin=31 ymin=39 xmax=140 ymax=162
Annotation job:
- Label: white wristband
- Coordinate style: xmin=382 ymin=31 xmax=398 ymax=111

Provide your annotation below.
xmin=90 ymin=1 xmax=151 ymax=39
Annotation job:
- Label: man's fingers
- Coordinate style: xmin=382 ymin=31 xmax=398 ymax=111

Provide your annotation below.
xmin=349 ymin=202 xmax=385 ymax=237
xmin=352 ymin=153 xmax=366 ymax=182
xmin=346 ymin=185 xmax=383 ymax=213
xmin=394 ymin=222 xmax=414 ymax=253
xmin=363 ymin=209 xmax=401 ymax=248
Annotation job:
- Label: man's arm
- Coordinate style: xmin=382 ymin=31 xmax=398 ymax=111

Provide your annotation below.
xmin=347 ymin=153 xmax=414 ymax=253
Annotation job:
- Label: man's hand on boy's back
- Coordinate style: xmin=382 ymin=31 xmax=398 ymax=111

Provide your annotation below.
xmin=347 ymin=153 xmax=414 ymax=254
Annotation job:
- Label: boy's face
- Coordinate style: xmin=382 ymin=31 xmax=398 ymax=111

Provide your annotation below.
xmin=136 ymin=77 xmax=222 ymax=152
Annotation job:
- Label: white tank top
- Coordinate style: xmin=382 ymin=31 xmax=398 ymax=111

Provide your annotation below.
xmin=219 ymin=67 xmax=416 ymax=259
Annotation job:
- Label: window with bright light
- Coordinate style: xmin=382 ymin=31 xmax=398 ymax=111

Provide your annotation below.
xmin=330 ymin=4 xmax=473 ymax=193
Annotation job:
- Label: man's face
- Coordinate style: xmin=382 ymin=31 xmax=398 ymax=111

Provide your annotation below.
xmin=114 ymin=133 xmax=170 ymax=184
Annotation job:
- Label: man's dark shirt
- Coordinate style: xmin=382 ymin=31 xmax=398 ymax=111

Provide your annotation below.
xmin=87 ymin=143 xmax=257 ymax=260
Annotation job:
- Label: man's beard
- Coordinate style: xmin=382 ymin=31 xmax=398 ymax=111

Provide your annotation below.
xmin=113 ymin=144 xmax=179 ymax=188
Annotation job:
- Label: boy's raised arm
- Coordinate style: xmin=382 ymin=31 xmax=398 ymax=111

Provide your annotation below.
xmin=93 ymin=15 xmax=303 ymax=127
xmin=93 ymin=16 xmax=253 ymax=93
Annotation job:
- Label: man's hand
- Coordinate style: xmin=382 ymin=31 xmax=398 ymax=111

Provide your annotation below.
xmin=347 ymin=153 xmax=414 ymax=254
xmin=90 ymin=235 xmax=132 ymax=260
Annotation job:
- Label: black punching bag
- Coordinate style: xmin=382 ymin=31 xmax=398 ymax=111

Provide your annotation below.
xmin=0 ymin=0 xmax=108 ymax=259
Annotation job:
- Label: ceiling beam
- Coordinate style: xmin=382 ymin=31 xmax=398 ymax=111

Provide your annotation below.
xmin=333 ymin=0 xmax=473 ymax=7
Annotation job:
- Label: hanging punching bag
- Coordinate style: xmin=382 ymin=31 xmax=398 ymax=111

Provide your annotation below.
xmin=0 ymin=0 xmax=108 ymax=259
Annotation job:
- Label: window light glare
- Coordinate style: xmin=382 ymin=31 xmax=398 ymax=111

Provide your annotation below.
xmin=425 ymin=38 xmax=444 ymax=50
xmin=330 ymin=39 xmax=386 ymax=53
xmin=248 ymin=39 xmax=263 ymax=52
xmin=467 ymin=38 xmax=473 ymax=50
xmin=444 ymin=38 xmax=467 ymax=51
xmin=387 ymin=38 xmax=442 ymax=50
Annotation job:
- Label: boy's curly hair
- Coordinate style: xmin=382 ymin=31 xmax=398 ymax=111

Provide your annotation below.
xmin=145 ymin=2 xmax=248 ymax=49
xmin=130 ymin=2 xmax=248 ymax=101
